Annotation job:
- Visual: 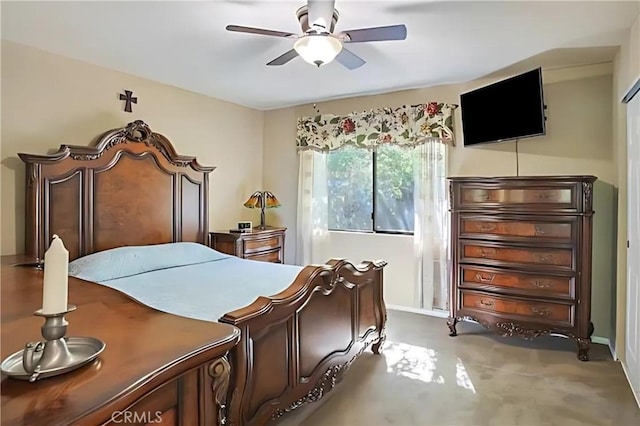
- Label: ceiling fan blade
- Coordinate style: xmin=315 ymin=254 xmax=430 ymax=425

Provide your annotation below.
xmin=335 ymin=48 xmax=366 ymax=70
xmin=226 ymin=25 xmax=297 ymax=38
xmin=338 ymin=24 xmax=407 ymax=43
xmin=267 ymin=49 xmax=299 ymax=66
xmin=307 ymin=0 xmax=336 ymax=32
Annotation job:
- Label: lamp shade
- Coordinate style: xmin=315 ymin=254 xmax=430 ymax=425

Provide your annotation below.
xmin=243 ymin=191 xmax=281 ymax=209
xmin=293 ymin=34 xmax=342 ymax=67
xmin=244 ymin=191 xmax=281 ymax=229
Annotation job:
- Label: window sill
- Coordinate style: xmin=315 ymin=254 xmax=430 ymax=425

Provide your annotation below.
xmin=328 ymin=230 xmax=413 ymax=239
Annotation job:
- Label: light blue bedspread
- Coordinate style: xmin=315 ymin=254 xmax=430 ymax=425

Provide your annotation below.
xmin=69 ymin=242 xmax=304 ymax=322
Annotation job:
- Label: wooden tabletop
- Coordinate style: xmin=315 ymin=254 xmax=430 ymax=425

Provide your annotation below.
xmin=1 ymin=255 xmax=240 ymax=426
xmin=209 ymin=226 xmax=287 ymax=235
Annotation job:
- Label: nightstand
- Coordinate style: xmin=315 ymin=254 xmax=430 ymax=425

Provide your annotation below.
xmin=209 ymin=227 xmax=286 ymax=263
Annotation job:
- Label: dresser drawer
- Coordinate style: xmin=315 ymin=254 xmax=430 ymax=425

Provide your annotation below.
xmin=461 ymin=186 xmax=573 ymax=206
xmin=460 ymin=215 xmax=575 ymax=244
xmin=243 ymin=235 xmax=282 ymax=254
xmin=245 ymin=249 xmax=282 ymax=263
xmin=460 ymin=265 xmax=575 ymax=299
xmin=460 ymin=241 xmax=574 ymax=271
xmin=452 ymin=179 xmax=585 ymax=213
xmin=460 ymin=290 xmax=574 ymax=326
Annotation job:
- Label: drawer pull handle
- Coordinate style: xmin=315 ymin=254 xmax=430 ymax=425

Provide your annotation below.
xmin=531 ymin=279 xmax=553 ymax=289
xmin=480 ymin=248 xmax=497 ymax=258
xmin=479 ymin=299 xmax=495 ymax=307
xmin=536 ymin=191 xmax=557 ymax=201
xmin=479 ymin=223 xmax=497 ymax=232
xmin=534 ymin=225 xmax=547 ymax=236
xmin=475 ymin=273 xmax=496 ymax=283
xmin=531 ymin=306 xmax=551 ymax=316
xmin=536 ymin=254 xmax=555 ymax=263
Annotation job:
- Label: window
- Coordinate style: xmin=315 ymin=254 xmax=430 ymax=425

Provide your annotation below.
xmin=327 ymin=144 xmax=417 ymax=234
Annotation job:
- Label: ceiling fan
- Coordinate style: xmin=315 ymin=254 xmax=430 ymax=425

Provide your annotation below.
xmin=225 ymin=0 xmax=407 ymax=69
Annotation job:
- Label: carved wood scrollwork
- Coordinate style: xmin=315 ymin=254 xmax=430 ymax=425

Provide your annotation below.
xmin=271 ymin=365 xmax=343 ymax=420
xmin=495 ymin=322 xmax=551 ymax=341
xmin=582 ymin=181 xmax=593 ymax=212
xmin=209 ymin=356 xmax=231 ymax=425
xmin=28 ymin=164 xmax=40 ymax=186
xmin=270 ymin=340 xmax=375 ymax=421
xmin=69 ymin=135 xmax=126 ymax=161
xmin=67 ymin=120 xmax=192 ymax=168
xmin=372 ymin=309 xmax=388 ymax=354
xmin=448 ymin=181 xmax=454 ymax=208
xmin=330 ymin=276 xmax=345 ymax=288
xmin=124 ymin=120 xmax=152 ymax=141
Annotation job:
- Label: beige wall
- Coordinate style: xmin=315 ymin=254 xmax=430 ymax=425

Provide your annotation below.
xmin=264 ymin=66 xmax=617 ymax=339
xmin=1 ymin=40 xmax=265 ymax=255
xmin=612 ymin=12 xmax=640 ymax=362
xmin=1 ymin=28 xmax=631 ymax=344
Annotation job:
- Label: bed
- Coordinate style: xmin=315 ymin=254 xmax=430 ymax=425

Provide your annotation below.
xmin=18 ymin=120 xmax=387 ymax=425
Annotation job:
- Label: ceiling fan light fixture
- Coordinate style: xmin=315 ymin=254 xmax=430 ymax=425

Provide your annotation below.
xmin=293 ymin=34 xmax=342 ymax=67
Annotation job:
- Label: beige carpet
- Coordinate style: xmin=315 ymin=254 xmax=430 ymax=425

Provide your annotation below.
xmin=280 ymin=310 xmax=640 ymax=426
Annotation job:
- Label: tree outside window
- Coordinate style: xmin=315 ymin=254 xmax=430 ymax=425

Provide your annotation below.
xmin=327 ymin=144 xmax=439 ymax=234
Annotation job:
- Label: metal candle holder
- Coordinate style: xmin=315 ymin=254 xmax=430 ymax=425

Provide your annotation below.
xmin=1 ymin=304 xmax=106 ymax=382
xmin=23 ymin=305 xmax=77 ymax=381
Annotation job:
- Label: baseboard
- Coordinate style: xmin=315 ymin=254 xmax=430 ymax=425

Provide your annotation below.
xmin=621 ymin=361 xmax=640 ymax=408
xmin=609 ymin=344 xmax=618 ymax=361
xmin=591 ymin=336 xmax=609 ymax=346
xmin=591 ymin=336 xmax=616 ymax=359
xmin=387 ymin=304 xmax=449 ymax=318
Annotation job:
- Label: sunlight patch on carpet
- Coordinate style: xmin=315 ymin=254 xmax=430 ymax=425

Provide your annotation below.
xmin=382 ymin=340 xmax=475 ymax=393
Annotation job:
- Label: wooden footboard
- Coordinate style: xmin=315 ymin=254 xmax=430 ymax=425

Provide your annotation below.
xmin=219 ymin=258 xmax=387 ymax=426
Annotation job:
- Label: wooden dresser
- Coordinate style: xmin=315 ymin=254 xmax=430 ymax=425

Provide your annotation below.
xmin=209 ymin=226 xmax=286 ymax=263
xmin=1 ymin=256 xmax=240 ymax=426
xmin=447 ymin=176 xmax=596 ymax=361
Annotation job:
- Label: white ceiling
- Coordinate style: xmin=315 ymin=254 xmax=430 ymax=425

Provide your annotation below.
xmin=2 ymin=1 xmax=638 ymax=110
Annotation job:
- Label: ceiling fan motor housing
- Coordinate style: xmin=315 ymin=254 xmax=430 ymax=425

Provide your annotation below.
xmin=296 ymin=5 xmax=339 ymax=33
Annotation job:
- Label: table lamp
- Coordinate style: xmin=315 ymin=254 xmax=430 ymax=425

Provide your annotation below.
xmin=243 ymin=191 xmax=281 ymax=229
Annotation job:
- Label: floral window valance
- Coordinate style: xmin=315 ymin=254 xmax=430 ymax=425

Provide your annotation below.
xmin=296 ymin=103 xmax=458 ymax=151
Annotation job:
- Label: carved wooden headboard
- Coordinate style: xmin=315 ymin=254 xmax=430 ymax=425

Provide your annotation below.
xmin=19 ymin=120 xmax=215 ymax=261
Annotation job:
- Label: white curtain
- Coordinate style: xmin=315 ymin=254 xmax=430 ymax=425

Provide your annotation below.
xmin=296 ymin=150 xmax=330 ymax=265
xmin=413 ymin=140 xmax=450 ymax=311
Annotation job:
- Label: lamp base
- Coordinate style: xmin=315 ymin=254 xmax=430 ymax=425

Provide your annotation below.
xmin=260 ymin=207 xmax=266 ymax=230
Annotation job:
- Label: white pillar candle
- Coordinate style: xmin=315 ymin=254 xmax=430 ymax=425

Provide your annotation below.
xmin=42 ymin=235 xmax=69 ymax=314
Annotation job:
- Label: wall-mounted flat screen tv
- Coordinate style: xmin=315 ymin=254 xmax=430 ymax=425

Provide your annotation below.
xmin=461 ymin=68 xmax=546 ymax=146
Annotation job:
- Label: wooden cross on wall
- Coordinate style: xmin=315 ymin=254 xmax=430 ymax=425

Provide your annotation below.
xmin=119 ymin=90 xmax=137 ymax=113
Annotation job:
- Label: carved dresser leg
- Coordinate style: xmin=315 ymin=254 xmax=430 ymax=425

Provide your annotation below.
xmin=577 ymin=338 xmax=591 ymax=362
xmin=372 ymin=334 xmax=386 ymax=355
xmin=447 ymin=317 xmax=458 ymax=337
xmin=209 ymin=355 xmax=231 ymax=425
